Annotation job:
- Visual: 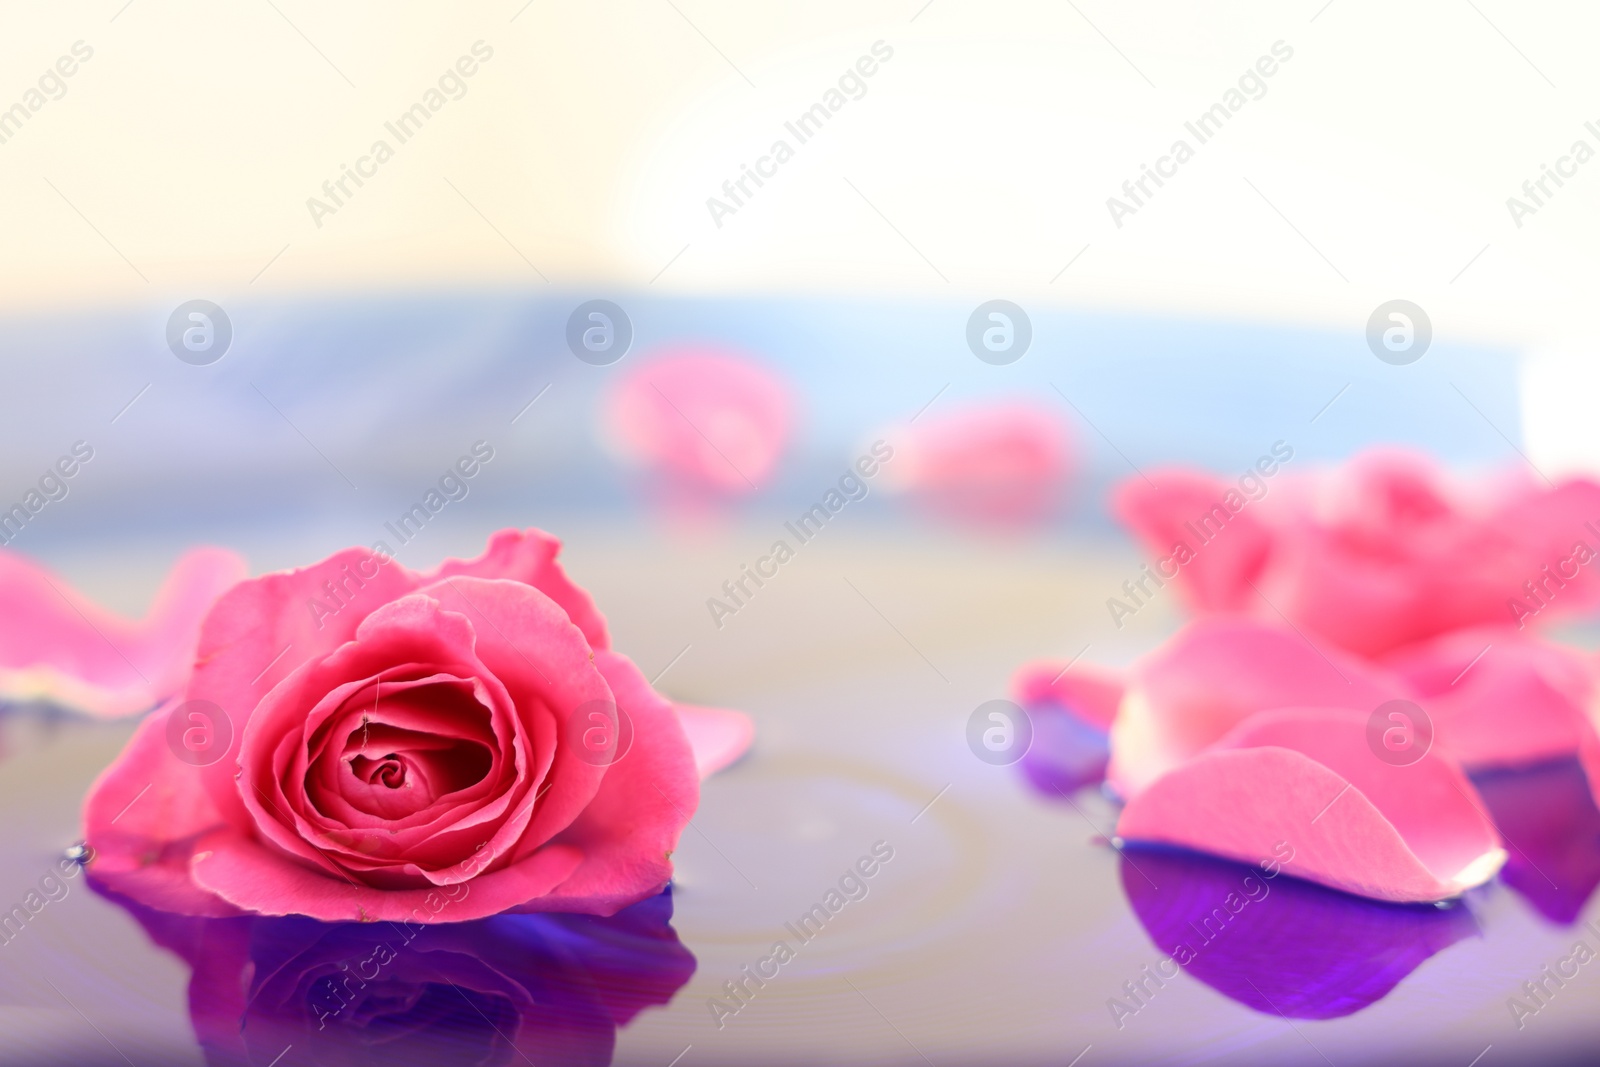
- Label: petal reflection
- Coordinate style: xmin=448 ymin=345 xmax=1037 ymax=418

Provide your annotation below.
xmin=98 ymin=885 xmax=695 ymax=1067
xmin=1472 ymin=758 xmax=1600 ymax=925
xmin=1120 ymin=846 xmax=1478 ymax=1020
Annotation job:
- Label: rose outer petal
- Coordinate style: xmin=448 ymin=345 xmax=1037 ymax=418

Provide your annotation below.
xmin=1117 ymin=709 xmax=1506 ymax=903
xmin=0 ymin=545 xmax=245 ymax=718
xmin=674 ymin=703 xmax=754 ymax=779
xmin=530 ymin=652 xmax=700 ymax=916
xmin=1114 ymin=453 xmax=1600 ymax=659
xmin=1008 ymin=660 xmax=1124 ymax=793
xmin=81 ymin=709 xmax=237 ymax=917
xmin=423 ymin=528 xmax=610 ymax=651
xmin=1108 ymin=618 xmax=1398 ymax=797
xmin=190 ymin=831 xmax=584 ymax=923
xmin=1011 ymin=660 xmax=1124 ymax=731
xmin=417 ymin=577 xmax=613 ymax=856
xmin=1382 ymin=628 xmax=1598 ymax=770
xmin=1113 ymin=470 xmax=1274 ymax=615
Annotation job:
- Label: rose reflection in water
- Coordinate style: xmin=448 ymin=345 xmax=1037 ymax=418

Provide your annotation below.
xmin=1471 ymin=757 xmax=1600 ymax=925
xmin=98 ymin=887 xmax=695 ymax=1067
xmin=1119 ymin=846 xmax=1479 ymax=1019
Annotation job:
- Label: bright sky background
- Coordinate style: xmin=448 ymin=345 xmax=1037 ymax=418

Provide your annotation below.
xmin=3 ymin=1 xmax=1598 ymax=465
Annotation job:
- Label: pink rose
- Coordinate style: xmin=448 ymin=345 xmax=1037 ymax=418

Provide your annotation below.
xmin=0 ymin=545 xmax=245 ymax=717
xmin=1114 ymin=449 xmax=1600 ymax=658
xmin=603 ymin=348 xmax=794 ymax=499
xmin=881 ymin=401 xmax=1074 ymax=527
xmin=83 ymin=529 xmax=753 ymax=923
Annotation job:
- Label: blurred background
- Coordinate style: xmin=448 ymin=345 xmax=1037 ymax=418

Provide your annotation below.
xmin=4 ymin=1 xmax=1597 ymax=553
xmin=5 ymin=2 xmax=1600 ymax=1065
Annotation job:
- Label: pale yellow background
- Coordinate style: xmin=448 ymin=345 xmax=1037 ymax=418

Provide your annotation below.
xmin=3 ymin=2 xmax=1598 ymax=395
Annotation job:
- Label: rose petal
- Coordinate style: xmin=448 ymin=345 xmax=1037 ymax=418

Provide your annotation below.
xmin=0 ymin=545 xmax=245 ymax=717
xmin=423 ymin=528 xmax=610 ymax=651
xmin=1581 ymin=727 xmax=1600 ymax=819
xmin=1117 ymin=709 xmax=1506 ymax=903
xmin=81 ymin=709 xmax=236 ymax=916
xmin=86 ymin=848 xmax=246 ymax=919
xmin=673 ymin=703 xmax=754 ymax=779
xmin=531 ymin=652 xmax=699 ymax=915
xmin=1010 ymin=660 xmax=1123 ymax=794
xmin=1382 ymin=627 xmax=1597 ymax=770
xmin=1019 ymin=708 xmax=1111 ymax=798
xmin=191 ymin=830 xmax=584 ymax=923
xmin=1012 ymin=660 xmax=1124 ymax=731
xmin=1238 ymin=451 xmax=1514 ymax=657
xmin=1113 ymin=470 xmax=1273 ymax=614
xmin=1108 ymin=618 xmax=1399 ymax=797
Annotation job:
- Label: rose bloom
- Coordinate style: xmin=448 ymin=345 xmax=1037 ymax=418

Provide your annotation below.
xmin=602 ymin=348 xmax=794 ymax=498
xmin=879 ymin=400 xmax=1074 ymax=528
xmin=83 ymin=529 xmax=752 ymax=923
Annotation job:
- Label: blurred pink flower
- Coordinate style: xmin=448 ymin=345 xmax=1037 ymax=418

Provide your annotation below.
xmin=0 ymin=545 xmax=246 ymax=718
xmin=604 ymin=349 xmax=793 ymax=499
xmin=1115 ymin=449 xmax=1600 ymax=658
xmin=883 ymin=401 xmax=1073 ymax=527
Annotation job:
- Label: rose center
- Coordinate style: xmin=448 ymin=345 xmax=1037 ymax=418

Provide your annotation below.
xmin=306 ymin=678 xmax=499 ymax=822
xmin=349 ymin=753 xmax=409 ymax=789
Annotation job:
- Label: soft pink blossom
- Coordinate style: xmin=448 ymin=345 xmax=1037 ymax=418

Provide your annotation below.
xmin=883 ymin=401 xmax=1073 ymax=526
xmin=604 ymin=348 xmax=793 ymax=498
xmin=1115 ymin=449 xmax=1600 ymax=658
xmin=83 ymin=529 xmax=753 ymax=923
